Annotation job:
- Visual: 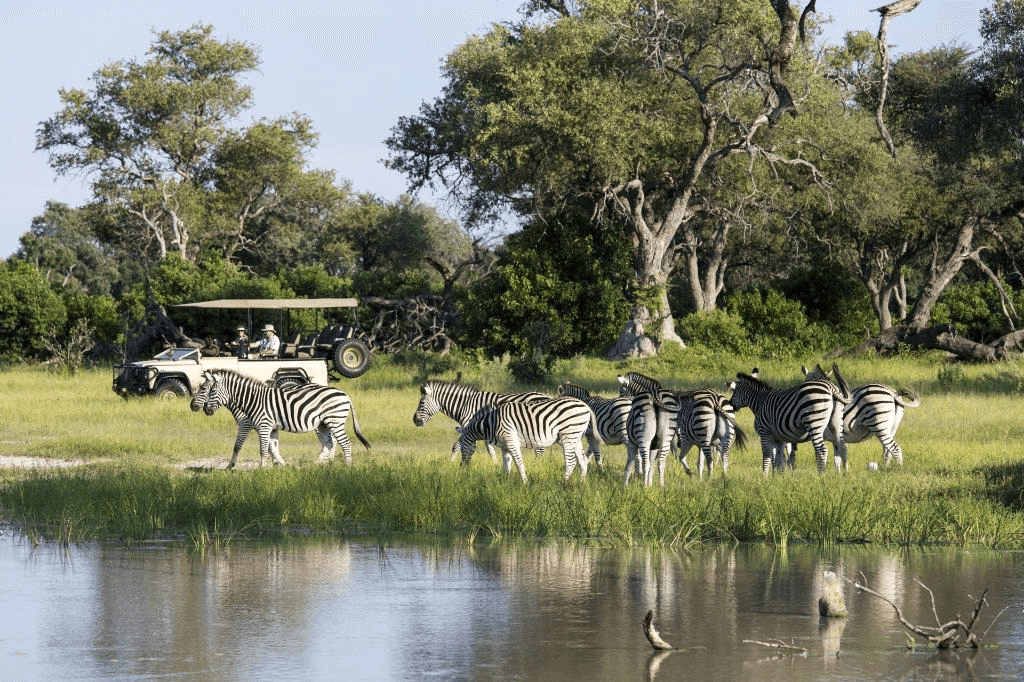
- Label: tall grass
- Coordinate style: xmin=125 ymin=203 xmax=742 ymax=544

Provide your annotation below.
xmin=2 ymin=351 xmax=1024 ymax=548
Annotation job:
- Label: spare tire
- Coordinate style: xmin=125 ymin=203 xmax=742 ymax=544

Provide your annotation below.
xmin=332 ymin=338 xmax=371 ymax=378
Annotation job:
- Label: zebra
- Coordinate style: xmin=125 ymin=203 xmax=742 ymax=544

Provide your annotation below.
xmin=456 ymin=397 xmax=597 ymax=483
xmin=675 ymin=391 xmax=748 ymax=480
xmin=623 ymin=389 xmax=682 ymax=486
xmin=412 ymin=380 xmax=548 ymax=463
xmin=617 ymin=371 xmax=740 ymax=479
xmin=555 ymin=382 xmax=634 ymax=469
xmin=802 ymin=364 xmax=920 ymax=466
xmin=727 ymin=365 xmax=849 ymax=475
xmin=190 ymin=369 xmax=370 ymax=468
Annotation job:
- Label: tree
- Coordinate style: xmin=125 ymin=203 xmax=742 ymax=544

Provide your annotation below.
xmin=35 ymin=24 xmax=334 ymax=269
xmin=827 ymin=2 xmax=1024 ymax=360
xmin=387 ymin=1 xmax=832 ymax=358
xmin=15 ymin=201 xmax=124 ymax=295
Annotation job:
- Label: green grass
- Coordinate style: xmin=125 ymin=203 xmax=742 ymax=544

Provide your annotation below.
xmin=2 ymin=351 xmax=1024 ymax=548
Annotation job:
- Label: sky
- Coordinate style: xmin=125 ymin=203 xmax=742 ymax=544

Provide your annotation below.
xmin=0 ymin=1 xmax=990 ymax=259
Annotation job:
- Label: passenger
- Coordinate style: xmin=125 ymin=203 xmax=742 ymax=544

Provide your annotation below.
xmin=254 ymin=323 xmax=280 ymax=358
xmin=230 ymin=326 xmax=249 ymax=359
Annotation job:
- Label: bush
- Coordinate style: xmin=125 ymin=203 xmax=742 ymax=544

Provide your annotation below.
xmin=725 ymin=288 xmax=838 ymax=359
xmin=0 ymin=260 xmax=67 ymax=359
xmin=678 ymin=309 xmax=753 ymax=355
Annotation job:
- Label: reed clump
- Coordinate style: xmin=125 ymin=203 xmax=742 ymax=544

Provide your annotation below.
xmin=2 ymin=353 xmax=1024 ymax=548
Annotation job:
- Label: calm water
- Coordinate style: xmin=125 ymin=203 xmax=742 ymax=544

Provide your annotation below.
xmin=3 ymin=531 xmax=1024 ymax=681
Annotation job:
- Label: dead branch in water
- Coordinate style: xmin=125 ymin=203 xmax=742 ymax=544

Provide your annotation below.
xmin=844 ymin=571 xmax=994 ymax=649
xmin=642 ymin=610 xmax=675 ymax=650
xmin=742 ymin=638 xmax=808 ymax=655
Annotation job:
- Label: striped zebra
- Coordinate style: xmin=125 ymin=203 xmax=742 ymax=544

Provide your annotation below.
xmin=617 ymin=371 xmax=741 ymax=480
xmin=555 ymin=382 xmax=634 ymax=469
xmin=190 ymin=369 xmax=370 ymax=468
xmin=802 ymin=364 xmax=920 ymax=466
xmin=413 ymin=380 xmax=548 ymax=462
xmin=728 ymin=365 xmax=849 ymax=475
xmin=675 ymin=391 xmax=748 ymax=480
xmin=456 ymin=397 xmax=597 ymax=482
xmin=623 ymin=389 xmax=682 ymax=486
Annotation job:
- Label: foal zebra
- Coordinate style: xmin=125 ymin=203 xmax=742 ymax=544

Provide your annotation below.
xmin=555 ymin=382 xmax=633 ymax=469
xmin=413 ymin=380 xmax=547 ymax=462
xmin=728 ymin=366 xmax=849 ymax=475
xmin=456 ymin=397 xmax=597 ymax=482
xmin=802 ymin=364 xmax=920 ymax=466
xmin=191 ymin=369 xmax=369 ymax=468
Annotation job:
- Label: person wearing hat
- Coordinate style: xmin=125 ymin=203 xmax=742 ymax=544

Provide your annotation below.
xmin=230 ymin=325 xmax=250 ymax=359
xmin=255 ymin=323 xmax=280 ymax=358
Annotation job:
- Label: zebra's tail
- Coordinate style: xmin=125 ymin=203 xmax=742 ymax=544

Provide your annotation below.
xmin=349 ymin=402 xmax=371 ymax=449
xmin=895 ymin=388 xmax=921 ymax=408
xmin=831 ymin=362 xmax=852 ymax=402
xmin=716 ymin=402 xmax=748 ymax=450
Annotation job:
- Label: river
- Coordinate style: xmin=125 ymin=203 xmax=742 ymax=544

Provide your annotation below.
xmin=3 ymin=531 xmax=1023 ymax=680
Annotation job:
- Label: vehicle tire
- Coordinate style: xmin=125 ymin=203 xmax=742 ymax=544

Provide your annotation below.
xmin=333 ymin=338 xmax=371 ymax=378
xmin=154 ymin=378 xmax=189 ymax=400
xmin=273 ymin=374 xmax=307 ymax=391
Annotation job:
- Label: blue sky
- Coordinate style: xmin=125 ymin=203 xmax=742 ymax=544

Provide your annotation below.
xmin=0 ymin=1 xmax=988 ymax=258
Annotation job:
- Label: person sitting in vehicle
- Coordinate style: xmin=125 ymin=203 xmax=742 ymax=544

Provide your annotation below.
xmin=253 ymin=323 xmax=280 ymax=358
xmin=229 ymin=326 xmax=249 ymax=359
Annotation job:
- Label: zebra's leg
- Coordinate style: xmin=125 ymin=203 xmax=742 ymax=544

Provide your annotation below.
xmin=315 ymin=423 xmax=338 ymax=464
xmin=502 ymin=439 xmax=528 ymax=483
xmin=228 ymin=422 xmax=253 ymax=469
xmin=657 ymin=444 xmax=669 ymax=487
xmin=623 ymin=442 xmax=639 ymax=486
xmin=810 ymin=434 xmax=829 ymax=473
xmin=268 ymin=428 xmax=287 ymax=466
xmin=700 ymin=444 xmax=714 ymax=480
xmin=760 ymin=439 xmax=774 ymax=476
xmin=450 ymin=436 xmax=499 ymax=464
xmin=561 ymin=437 xmax=578 ymax=482
xmin=585 ymin=430 xmax=602 ymax=468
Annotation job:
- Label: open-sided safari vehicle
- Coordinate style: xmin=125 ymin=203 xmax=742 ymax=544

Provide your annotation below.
xmin=112 ymin=298 xmax=372 ymax=399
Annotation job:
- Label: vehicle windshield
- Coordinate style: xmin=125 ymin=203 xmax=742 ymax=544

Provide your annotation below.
xmin=152 ymin=348 xmax=201 ymax=361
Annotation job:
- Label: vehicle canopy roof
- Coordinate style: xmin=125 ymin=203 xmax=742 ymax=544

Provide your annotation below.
xmin=174 ymin=298 xmax=357 ymax=310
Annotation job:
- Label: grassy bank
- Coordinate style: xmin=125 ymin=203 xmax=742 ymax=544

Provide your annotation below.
xmin=2 ymin=350 xmax=1024 ymax=548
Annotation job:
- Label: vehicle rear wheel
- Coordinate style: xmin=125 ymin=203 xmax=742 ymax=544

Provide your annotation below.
xmin=333 ymin=338 xmax=371 ymax=378
xmin=154 ymin=378 xmax=189 ymax=400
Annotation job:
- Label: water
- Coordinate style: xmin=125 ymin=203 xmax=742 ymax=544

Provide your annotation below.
xmin=3 ymin=532 xmax=1024 ymax=681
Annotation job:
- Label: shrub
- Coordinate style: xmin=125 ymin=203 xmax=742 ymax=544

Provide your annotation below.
xmin=678 ymin=309 xmax=753 ymax=355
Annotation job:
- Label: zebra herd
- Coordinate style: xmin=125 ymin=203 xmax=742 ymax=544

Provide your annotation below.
xmin=189 ymin=364 xmax=919 ymax=483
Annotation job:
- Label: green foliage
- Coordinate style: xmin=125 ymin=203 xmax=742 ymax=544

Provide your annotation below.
xmin=725 ymin=289 xmax=838 ymax=359
xmin=778 ymin=260 xmax=877 ymax=344
xmin=678 ymin=309 xmax=753 ymax=355
xmin=458 ymin=212 xmax=630 ymax=362
xmin=930 ymin=281 xmax=1017 ymax=342
xmin=0 ymin=261 xmax=67 ymax=359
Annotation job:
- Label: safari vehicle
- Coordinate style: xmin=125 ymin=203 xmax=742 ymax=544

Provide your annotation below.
xmin=112 ymin=298 xmax=372 ymax=399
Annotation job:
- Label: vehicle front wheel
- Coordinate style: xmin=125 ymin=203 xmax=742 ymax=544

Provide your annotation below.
xmin=154 ymin=378 xmax=189 ymax=400
xmin=333 ymin=338 xmax=371 ymax=378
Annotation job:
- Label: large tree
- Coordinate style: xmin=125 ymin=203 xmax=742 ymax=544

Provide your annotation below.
xmin=387 ymin=0 xmax=834 ymax=358
xmin=35 ymin=24 xmax=330 ymax=267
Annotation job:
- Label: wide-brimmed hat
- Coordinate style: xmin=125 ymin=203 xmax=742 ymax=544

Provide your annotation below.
xmin=261 ymin=324 xmax=276 ymax=332
xmin=236 ymin=325 xmax=246 ymax=332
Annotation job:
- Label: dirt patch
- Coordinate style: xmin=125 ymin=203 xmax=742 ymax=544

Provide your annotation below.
xmin=0 ymin=456 xmax=87 ymax=469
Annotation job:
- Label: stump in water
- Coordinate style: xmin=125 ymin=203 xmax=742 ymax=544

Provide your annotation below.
xmin=819 ymin=571 xmax=848 ymax=617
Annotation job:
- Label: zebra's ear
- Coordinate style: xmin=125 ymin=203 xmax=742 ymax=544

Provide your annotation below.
xmin=616 ymin=375 xmax=626 ymax=385
xmin=800 ymin=365 xmax=809 ymax=376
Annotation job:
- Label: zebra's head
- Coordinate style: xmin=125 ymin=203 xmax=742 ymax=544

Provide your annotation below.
xmin=190 ymin=370 xmax=215 ymax=413
xmin=801 ymin=364 xmax=830 ymax=382
xmin=727 ymin=372 xmax=766 ymax=412
xmin=413 ymin=382 xmax=439 ymax=426
xmin=556 ymin=382 xmax=588 ymax=400
xmin=193 ymin=370 xmax=226 ymax=416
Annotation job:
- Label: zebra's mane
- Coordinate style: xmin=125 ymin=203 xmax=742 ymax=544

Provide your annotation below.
xmin=209 ymin=368 xmax=259 ymax=385
xmin=735 ymin=372 xmax=775 ymax=390
xmin=558 ymin=381 xmax=590 ymax=395
xmin=422 ymin=379 xmax=483 ymax=393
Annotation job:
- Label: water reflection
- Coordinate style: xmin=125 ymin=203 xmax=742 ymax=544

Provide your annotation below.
xmin=3 ymin=532 xmax=1023 ymax=681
